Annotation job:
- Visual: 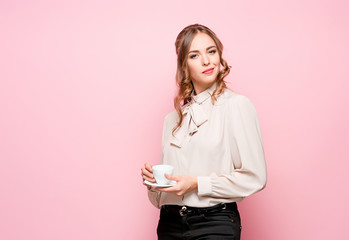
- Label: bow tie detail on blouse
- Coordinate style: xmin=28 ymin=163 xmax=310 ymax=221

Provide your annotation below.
xmin=170 ymin=102 xmax=208 ymax=148
xmin=170 ymin=83 xmax=217 ymax=148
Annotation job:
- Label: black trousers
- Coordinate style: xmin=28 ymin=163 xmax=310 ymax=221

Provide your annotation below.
xmin=157 ymin=202 xmax=241 ymax=240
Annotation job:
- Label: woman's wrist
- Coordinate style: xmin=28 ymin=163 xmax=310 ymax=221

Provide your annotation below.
xmin=192 ymin=176 xmax=198 ymax=190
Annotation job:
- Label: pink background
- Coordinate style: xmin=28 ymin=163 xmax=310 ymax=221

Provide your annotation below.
xmin=1 ymin=0 xmax=348 ymax=239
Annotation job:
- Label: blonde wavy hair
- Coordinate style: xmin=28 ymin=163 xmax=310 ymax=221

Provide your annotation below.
xmin=173 ymin=24 xmax=231 ymax=135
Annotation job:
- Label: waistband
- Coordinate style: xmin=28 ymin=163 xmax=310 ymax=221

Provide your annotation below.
xmin=161 ymin=202 xmax=237 ymax=216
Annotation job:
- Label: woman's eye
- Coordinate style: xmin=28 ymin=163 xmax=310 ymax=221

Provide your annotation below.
xmin=209 ymin=50 xmax=216 ymax=54
xmin=189 ymin=54 xmax=198 ymax=59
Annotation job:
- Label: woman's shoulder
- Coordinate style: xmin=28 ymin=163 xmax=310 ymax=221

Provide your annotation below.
xmin=220 ymin=88 xmax=254 ymax=106
xmin=164 ymin=110 xmax=177 ymax=120
xmin=221 ymin=88 xmax=258 ymax=116
xmin=163 ymin=110 xmax=178 ymax=126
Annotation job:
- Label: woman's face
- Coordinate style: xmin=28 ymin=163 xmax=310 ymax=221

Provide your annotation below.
xmin=187 ymin=32 xmax=220 ymax=94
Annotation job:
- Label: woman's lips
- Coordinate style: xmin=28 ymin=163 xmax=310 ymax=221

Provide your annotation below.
xmin=202 ymin=68 xmax=214 ymax=74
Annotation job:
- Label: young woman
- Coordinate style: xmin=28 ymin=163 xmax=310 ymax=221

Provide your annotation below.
xmin=141 ymin=24 xmax=267 ymax=240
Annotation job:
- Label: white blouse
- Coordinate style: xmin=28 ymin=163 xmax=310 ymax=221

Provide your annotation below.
xmin=148 ymin=82 xmax=267 ymax=208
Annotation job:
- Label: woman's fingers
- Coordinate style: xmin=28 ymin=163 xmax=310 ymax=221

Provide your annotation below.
xmin=164 ymin=173 xmax=179 ymax=181
xmin=141 ymin=162 xmax=154 ymax=177
xmin=156 ymin=175 xmax=197 ymax=197
xmin=141 ymin=162 xmax=156 ymax=184
xmin=145 ymin=162 xmax=153 ymax=173
xmin=155 ymin=185 xmax=183 ymax=197
xmin=141 ymin=167 xmax=153 ymax=178
xmin=142 ymin=174 xmax=156 ymax=183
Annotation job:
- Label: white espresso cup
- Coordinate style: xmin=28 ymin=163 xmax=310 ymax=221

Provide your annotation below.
xmin=152 ymin=165 xmax=174 ymax=185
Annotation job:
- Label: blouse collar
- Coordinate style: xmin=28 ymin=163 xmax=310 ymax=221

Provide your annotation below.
xmin=192 ymin=81 xmax=217 ymax=105
xmin=170 ymin=82 xmax=218 ymax=148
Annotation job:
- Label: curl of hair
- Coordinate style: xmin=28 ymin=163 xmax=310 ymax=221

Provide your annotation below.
xmin=172 ymin=24 xmax=231 ymax=136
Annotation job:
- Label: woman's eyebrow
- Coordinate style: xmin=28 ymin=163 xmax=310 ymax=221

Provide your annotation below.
xmin=188 ymin=45 xmax=216 ymax=54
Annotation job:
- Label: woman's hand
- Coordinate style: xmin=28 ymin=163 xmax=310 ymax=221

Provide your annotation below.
xmin=141 ymin=162 xmax=156 ymax=188
xmin=155 ymin=174 xmax=198 ymax=197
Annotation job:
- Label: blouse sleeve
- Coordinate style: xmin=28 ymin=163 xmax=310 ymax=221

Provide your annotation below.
xmin=147 ymin=115 xmax=168 ymax=209
xmin=197 ymin=95 xmax=267 ymax=199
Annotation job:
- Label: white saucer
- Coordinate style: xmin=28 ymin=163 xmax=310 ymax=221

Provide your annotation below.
xmin=144 ymin=180 xmax=176 ymax=188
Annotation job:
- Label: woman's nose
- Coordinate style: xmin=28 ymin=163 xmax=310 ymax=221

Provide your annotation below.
xmin=202 ymin=54 xmax=210 ymax=66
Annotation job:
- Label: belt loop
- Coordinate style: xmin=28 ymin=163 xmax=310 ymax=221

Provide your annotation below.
xmin=221 ymin=203 xmax=226 ymax=209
